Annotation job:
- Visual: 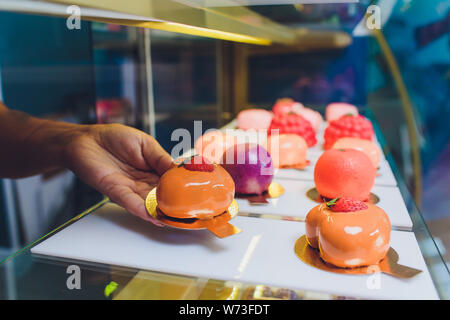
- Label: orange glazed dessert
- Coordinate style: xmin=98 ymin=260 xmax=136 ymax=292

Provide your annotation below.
xmin=265 ymin=133 xmax=308 ymax=168
xmin=314 ymin=149 xmax=376 ymax=201
xmin=306 ymin=198 xmax=391 ymax=268
xmin=156 ymin=156 xmax=235 ymax=220
xmin=332 ymin=137 xmax=382 ymax=169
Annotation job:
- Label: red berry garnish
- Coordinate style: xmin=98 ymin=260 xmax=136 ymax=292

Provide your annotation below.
xmin=326 ymin=197 xmax=368 ymax=212
xmin=268 ymin=113 xmax=317 ymax=147
xmin=181 ymin=155 xmax=214 ymax=172
xmin=324 ymin=114 xmax=374 ymax=149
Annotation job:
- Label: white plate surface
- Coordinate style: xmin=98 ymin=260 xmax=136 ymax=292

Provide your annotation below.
xmin=31 ymin=203 xmax=437 ymax=299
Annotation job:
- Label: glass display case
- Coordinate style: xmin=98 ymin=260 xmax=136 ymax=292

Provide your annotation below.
xmin=0 ymin=0 xmax=448 ymax=300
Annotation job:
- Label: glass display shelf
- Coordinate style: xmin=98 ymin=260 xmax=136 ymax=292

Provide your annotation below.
xmin=0 ymin=129 xmax=447 ymax=300
xmin=0 ymin=0 xmax=367 ymax=48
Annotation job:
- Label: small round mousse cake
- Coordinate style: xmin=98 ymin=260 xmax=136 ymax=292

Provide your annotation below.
xmin=156 ymin=156 xmax=235 ymax=220
xmin=325 ymin=102 xmax=358 ymax=122
xmin=306 ymin=197 xmax=391 ymax=268
xmin=222 ymin=143 xmax=273 ymax=195
xmin=195 ymin=131 xmax=237 ymax=164
xmin=332 ymin=137 xmax=381 ymax=169
xmin=265 ymin=134 xmax=308 ymax=168
xmin=297 ymin=107 xmax=323 ymax=132
xmin=314 ymin=149 xmax=376 ymax=201
xmin=237 ymin=109 xmax=273 ymax=130
xmin=272 ymin=98 xmax=304 ymax=115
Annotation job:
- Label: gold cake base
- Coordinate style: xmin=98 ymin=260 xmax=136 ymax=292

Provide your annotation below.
xmin=294 ymin=235 xmax=421 ymax=278
xmin=306 ymin=187 xmax=380 ymax=204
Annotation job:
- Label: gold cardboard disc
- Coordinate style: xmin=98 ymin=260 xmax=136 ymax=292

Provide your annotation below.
xmin=268 ymin=181 xmax=285 ymax=197
xmin=294 ymin=235 xmax=421 ymax=278
xmin=145 ymin=187 xmax=158 ymax=219
xmin=305 ymin=187 xmax=323 ymax=203
xmin=306 ymin=187 xmax=380 ymax=204
xmin=236 ymin=182 xmax=285 ymax=205
xmin=145 ymin=187 xmax=241 ymax=238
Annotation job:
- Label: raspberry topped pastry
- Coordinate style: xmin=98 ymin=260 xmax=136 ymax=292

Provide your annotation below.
xmin=268 ymin=112 xmax=317 ymax=147
xmin=323 ymin=114 xmax=374 ymax=149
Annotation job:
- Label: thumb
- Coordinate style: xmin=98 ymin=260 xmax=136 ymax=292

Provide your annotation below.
xmin=142 ymin=135 xmax=173 ymax=176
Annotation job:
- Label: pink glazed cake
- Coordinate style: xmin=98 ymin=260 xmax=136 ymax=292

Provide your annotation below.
xmin=297 ymin=107 xmax=323 ymax=132
xmin=195 ymin=131 xmax=237 ymax=164
xmin=325 ymin=103 xmax=358 ymax=122
xmin=237 ymin=109 xmax=273 ymax=130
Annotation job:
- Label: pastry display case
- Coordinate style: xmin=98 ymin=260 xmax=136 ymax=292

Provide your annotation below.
xmin=0 ymin=0 xmax=448 ymax=300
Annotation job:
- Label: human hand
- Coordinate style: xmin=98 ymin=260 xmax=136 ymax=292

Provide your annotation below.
xmin=64 ymin=124 xmax=173 ymax=226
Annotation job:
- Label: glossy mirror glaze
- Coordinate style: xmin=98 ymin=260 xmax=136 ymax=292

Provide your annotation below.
xmin=156 ymin=165 xmax=235 ymax=219
xmin=306 ymin=203 xmax=391 ymax=268
xmin=314 ymin=149 xmax=376 ymax=201
xmin=272 ymin=98 xmax=304 ymax=115
xmin=325 ymin=102 xmax=358 ymax=122
xmin=237 ymin=108 xmax=273 ymax=130
xmin=297 ymin=107 xmax=323 ymax=132
xmin=332 ymin=137 xmax=382 ymax=169
xmin=266 ymin=133 xmax=308 ymax=168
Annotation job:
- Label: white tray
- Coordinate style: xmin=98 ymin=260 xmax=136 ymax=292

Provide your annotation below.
xmin=31 ymin=203 xmax=437 ymax=300
xmin=236 ymin=179 xmax=412 ymax=230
